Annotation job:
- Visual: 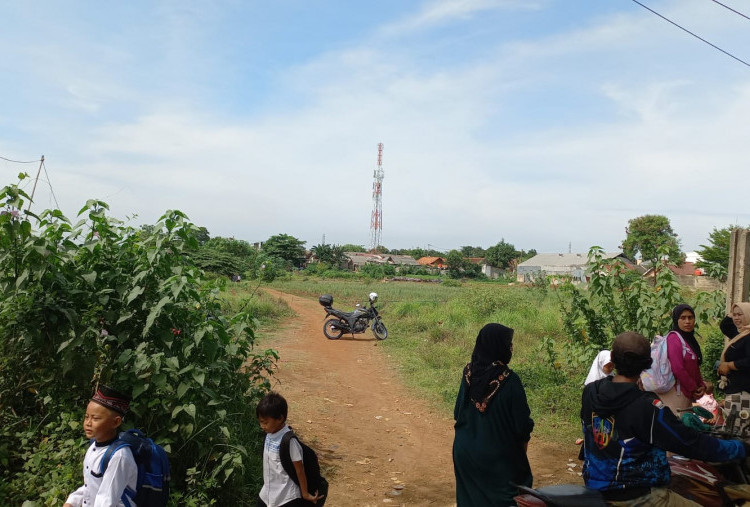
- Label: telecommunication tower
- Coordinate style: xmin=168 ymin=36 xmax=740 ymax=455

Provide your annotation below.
xmin=370 ymin=143 xmax=385 ymax=251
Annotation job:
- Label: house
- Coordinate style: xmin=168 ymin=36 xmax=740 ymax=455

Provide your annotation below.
xmin=465 ymin=257 xmax=502 ymax=279
xmin=344 ymin=252 xmax=387 ymax=271
xmin=516 ymin=252 xmax=636 ymax=283
xmin=385 ymin=254 xmax=419 ymax=267
xmin=642 ymin=261 xmax=722 ymax=290
xmin=417 ymin=256 xmax=445 ymax=269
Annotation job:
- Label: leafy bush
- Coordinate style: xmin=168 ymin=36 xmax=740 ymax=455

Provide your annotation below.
xmin=558 ymin=246 xmax=725 ymax=365
xmin=0 ymin=176 xmax=275 ymax=505
xmin=360 ymin=263 xmax=396 ymax=279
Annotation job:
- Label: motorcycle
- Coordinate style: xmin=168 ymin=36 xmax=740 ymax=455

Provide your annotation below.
xmin=514 ymin=405 xmax=750 ymax=506
xmin=318 ymin=292 xmax=387 ymax=340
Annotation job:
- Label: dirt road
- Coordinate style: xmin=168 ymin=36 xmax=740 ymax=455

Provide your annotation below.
xmin=259 ymin=289 xmax=581 ymax=506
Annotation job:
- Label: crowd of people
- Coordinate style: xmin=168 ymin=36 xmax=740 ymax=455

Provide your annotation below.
xmin=63 ymin=303 xmax=750 ymax=506
xmin=452 ymin=303 xmax=750 ymax=506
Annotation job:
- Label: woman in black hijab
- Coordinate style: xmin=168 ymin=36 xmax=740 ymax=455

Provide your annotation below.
xmin=658 ymin=304 xmax=707 ymax=416
xmin=453 ymin=323 xmax=534 ymax=506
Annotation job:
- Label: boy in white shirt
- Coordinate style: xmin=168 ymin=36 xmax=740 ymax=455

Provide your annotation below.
xmin=256 ymin=392 xmax=323 ymax=507
xmin=64 ymin=385 xmax=138 ymax=507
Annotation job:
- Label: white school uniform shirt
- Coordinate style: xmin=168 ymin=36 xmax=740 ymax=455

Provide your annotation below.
xmin=65 ymin=439 xmax=139 ymax=507
xmin=259 ymin=425 xmax=303 ymax=507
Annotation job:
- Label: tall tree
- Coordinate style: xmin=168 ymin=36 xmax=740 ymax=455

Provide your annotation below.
xmin=621 ymin=215 xmax=683 ymax=267
xmin=485 ymin=239 xmax=520 ymax=269
xmin=696 ymin=225 xmax=744 ymax=271
xmin=460 ymin=245 xmax=486 ymax=258
xmin=262 ymin=233 xmax=306 ymax=268
xmin=340 ymin=244 xmax=366 ymax=252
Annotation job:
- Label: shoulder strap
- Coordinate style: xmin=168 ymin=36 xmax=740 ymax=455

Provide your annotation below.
xmin=665 ymin=331 xmax=690 ymax=358
xmin=279 ymin=430 xmax=300 ymax=486
xmin=97 ymin=440 xmax=132 ymax=477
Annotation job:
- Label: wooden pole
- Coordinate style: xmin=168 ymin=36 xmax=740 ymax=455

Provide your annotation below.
xmin=726 ymin=228 xmax=750 ymax=315
xmin=27 ymin=155 xmax=44 ymax=211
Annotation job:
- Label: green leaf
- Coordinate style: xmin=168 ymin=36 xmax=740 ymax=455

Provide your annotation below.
xmin=116 ymin=313 xmax=133 ymax=325
xmin=220 ymin=426 xmax=230 ymax=438
xmin=191 ymin=370 xmax=205 ymax=386
xmin=57 ymin=337 xmax=74 ymax=353
xmin=125 ymin=286 xmax=145 ymax=306
xmin=143 ymin=296 xmax=171 ymax=337
xmin=132 ymin=383 xmax=148 ymax=399
xmin=184 ymin=404 xmax=196 ymax=419
xmin=177 ymin=383 xmax=189 ymax=399
xmin=82 ymin=271 xmax=97 ymax=285
xmin=172 ymin=406 xmax=183 ymax=418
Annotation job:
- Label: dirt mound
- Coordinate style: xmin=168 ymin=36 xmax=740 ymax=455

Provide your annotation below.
xmin=259 ymin=289 xmax=581 ymax=506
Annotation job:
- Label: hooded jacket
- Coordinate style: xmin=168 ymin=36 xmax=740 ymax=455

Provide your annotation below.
xmin=581 ymin=377 xmax=745 ymax=500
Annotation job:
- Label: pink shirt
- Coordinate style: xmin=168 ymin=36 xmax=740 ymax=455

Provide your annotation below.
xmin=666 ymin=330 xmax=705 ymax=400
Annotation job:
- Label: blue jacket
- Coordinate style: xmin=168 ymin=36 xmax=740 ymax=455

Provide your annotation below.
xmin=581 ymin=377 xmax=745 ymax=499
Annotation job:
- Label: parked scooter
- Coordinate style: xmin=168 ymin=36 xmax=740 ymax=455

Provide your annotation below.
xmin=318 ymin=293 xmax=387 ymax=340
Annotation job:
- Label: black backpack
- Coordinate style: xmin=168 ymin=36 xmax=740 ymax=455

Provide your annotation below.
xmin=279 ymin=429 xmax=328 ymax=506
xmin=98 ymin=428 xmax=171 ymax=507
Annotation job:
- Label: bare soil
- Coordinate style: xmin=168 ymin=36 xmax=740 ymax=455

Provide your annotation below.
xmin=258 ymin=289 xmax=582 ymax=506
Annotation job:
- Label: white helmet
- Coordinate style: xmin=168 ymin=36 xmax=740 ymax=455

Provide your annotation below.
xmin=369 ymin=292 xmax=378 ymax=303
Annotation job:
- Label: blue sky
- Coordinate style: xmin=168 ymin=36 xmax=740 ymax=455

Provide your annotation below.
xmin=2 ymin=0 xmax=750 ymax=254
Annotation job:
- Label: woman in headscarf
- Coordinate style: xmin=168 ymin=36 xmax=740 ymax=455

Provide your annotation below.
xmin=717 ymin=302 xmax=750 ymax=394
xmin=658 ymin=304 xmax=707 ymax=416
xmin=453 ymin=323 xmax=534 ymax=506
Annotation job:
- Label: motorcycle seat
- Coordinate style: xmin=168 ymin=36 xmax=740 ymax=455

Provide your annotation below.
xmin=514 ymin=484 xmax=606 ymax=507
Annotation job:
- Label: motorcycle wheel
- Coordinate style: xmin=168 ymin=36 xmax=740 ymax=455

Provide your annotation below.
xmin=372 ymin=320 xmax=388 ymax=340
xmin=323 ymin=318 xmax=344 ymax=340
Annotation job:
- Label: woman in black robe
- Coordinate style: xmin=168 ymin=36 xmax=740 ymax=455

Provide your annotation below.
xmin=453 ymin=323 xmax=534 ymax=506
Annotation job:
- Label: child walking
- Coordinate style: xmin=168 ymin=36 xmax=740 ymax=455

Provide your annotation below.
xmin=257 ymin=392 xmax=323 ymax=507
xmin=64 ymin=385 xmax=137 ymax=507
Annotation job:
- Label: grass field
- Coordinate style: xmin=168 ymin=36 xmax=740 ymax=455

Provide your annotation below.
xmin=260 ymin=276 xmax=584 ymax=442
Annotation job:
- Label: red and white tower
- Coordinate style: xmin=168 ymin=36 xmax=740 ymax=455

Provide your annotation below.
xmin=370 ymin=143 xmax=384 ymax=251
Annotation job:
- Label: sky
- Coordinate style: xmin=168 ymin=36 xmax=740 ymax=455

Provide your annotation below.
xmin=2 ymin=0 xmax=750 ymax=254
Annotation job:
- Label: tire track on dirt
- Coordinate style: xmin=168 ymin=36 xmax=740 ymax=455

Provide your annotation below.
xmin=258 ymin=289 xmax=581 ymax=506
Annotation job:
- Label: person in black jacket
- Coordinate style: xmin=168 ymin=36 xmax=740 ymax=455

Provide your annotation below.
xmin=718 ymin=302 xmax=750 ymax=394
xmin=581 ymin=331 xmax=748 ymax=505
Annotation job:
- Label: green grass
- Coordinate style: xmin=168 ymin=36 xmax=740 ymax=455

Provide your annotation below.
xmin=264 ymin=276 xmax=584 ymax=444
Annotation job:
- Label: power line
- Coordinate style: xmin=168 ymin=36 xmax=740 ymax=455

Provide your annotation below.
xmin=0 ymin=155 xmax=41 ymax=164
xmin=631 ymin=0 xmax=750 ymax=68
xmin=708 ymin=0 xmax=750 ymax=22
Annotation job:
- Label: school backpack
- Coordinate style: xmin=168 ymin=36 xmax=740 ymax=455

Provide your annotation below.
xmin=99 ymin=428 xmax=171 ymax=507
xmin=279 ymin=429 xmax=329 ymax=507
xmin=640 ymin=331 xmax=690 ymax=394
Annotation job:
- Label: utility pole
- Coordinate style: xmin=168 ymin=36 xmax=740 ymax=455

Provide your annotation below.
xmin=27 ymin=155 xmax=44 ymax=210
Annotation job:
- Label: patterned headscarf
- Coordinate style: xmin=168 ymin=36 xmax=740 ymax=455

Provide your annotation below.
xmin=91 ymin=385 xmax=130 ymax=416
xmin=462 ymin=323 xmax=513 ymax=413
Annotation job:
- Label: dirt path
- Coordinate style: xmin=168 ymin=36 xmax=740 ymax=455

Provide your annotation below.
xmin=258 ymin=289 xmax=582 ymax=506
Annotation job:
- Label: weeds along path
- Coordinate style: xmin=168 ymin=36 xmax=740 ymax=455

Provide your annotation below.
xmin=258 ymin=289 xmax=581 ymax=506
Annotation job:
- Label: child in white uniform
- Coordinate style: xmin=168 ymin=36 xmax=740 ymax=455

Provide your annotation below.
xmin=256 ymin=392 xmax=323 ymax=507
xmin=64 ymin=385 xmax=138 ymax=507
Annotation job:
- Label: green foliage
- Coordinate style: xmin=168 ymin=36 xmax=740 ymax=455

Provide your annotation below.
xmin=460 ymin=245 xmax=485 ymax=257
xmin=622 ymin=214 xmax=684 ymax=267
xmin=360 ymin=263 xmax=396 ymax=279
xmin=340 ymin=244 xmax=366 ymax=253
xmin=559 ymin=246 xmax=725 ymax=353
xmin=0 ymin=178 xmax=275 ymax=505
xmin=445 ymin=250 xmax=481 ymax=279
xmin=310 ymin=243 xmax=347 ymax=267
xmin=696 ymin=225 xmax=747 ymax=281
xmin=485 ymin=239 xmax=520 ymax=269
xmin=262 ymin=234 xmax=306 ymax=269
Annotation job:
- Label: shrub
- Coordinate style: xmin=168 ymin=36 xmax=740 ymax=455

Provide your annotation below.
xmin=0 ymin=176 xmax=275 ymax=505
